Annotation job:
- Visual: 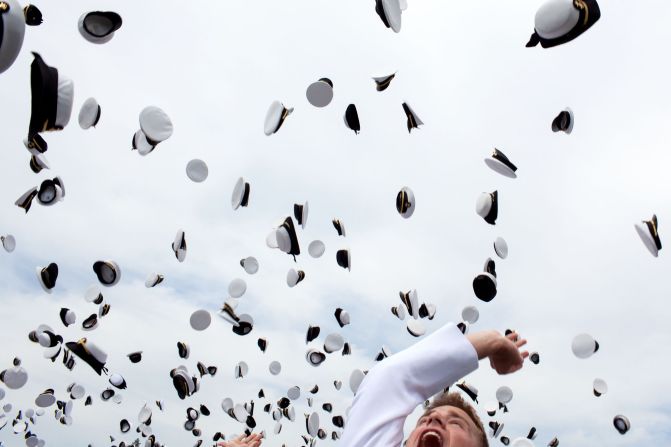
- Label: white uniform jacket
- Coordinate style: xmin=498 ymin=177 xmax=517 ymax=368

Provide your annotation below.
xmin=339 ymin=323 xmax=479 ymax=447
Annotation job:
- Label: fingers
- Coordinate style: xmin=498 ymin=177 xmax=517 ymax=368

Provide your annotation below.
xmin=506 ymin=332 xmax=526 ymax=345
xmin=243 ymin=434 xmax=263 ymax=445
xmin=506 ymin=332 xmax=528 ymax=346
xmin=220 ymin=434 xmax=263 ymax=447
xmin=506 ymin=331 xmax=519 ymax=342
xmin=489 ymin=332 xmax=532 ymax=375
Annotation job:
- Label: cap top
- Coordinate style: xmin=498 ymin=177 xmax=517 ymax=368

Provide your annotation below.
xmin=571 ymin=333 xmax=599 ymax=359
xmin=308 ymin=240 xmax=326 ymax=258
xmin=189 ymin=309 xmax=212 ymax=331
xmin=139 ymin=106 xmax=173 ymax=143
xmin=186 ymin=159 xmax=209 ymax=183
xmin=306 ymin=79 xmax=334 ymax=108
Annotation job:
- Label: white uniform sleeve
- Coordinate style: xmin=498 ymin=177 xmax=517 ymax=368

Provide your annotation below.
xmin=339 ymin=323 xmax=479 ymax=447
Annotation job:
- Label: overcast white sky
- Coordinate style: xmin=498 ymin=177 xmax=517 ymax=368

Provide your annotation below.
xmin=2 ymin=1 xmax=671 ymax=446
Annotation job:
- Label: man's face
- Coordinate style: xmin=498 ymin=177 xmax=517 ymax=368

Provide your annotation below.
xmin=407 ymin=406 xmax=482 ymax=447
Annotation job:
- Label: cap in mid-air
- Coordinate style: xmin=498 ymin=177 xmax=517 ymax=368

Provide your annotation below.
xmin=526 ymin=0 xmax=601 ymax=48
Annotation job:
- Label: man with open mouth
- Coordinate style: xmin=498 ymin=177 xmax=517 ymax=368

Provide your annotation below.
xmin=340 ymin=323 xmax=529 ymax=447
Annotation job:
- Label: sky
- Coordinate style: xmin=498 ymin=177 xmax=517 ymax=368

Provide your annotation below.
xmin=1 ymin=0 xmax=671 ymax=446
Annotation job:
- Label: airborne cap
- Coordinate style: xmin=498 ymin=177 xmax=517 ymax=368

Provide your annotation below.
xmin=78 ymin=97 xmax=101 ymax=129
xmin=1 ymin=0 xmax=42 ymax=74
xmin=472 ymin=258 xmax=497 ymax=302
xmin=85 ymin=285 xmax=103 ymax=304
xmin=613 ymin=415 xmax=630 ymax=435
xmin=78 ymin=11 xmax=122 ymax=44
xmin=334 ymin=308 xmax=350 ymax=327
xmin=399 ymin=289 xmax=419 ymax=319
xmin=232 ymin=177 xmax=251 ymax=210
xmin=37 ymin=177 xmax=65 ymax=206
xmin=228 ymin=278 xmax=247 ymax=298
xmin=635 ymin=214 xmax=662 ymax=257
xmin=1 ymin=235 xmax=16 ymax=253
xmin=484 ymin=149 xmax=517 ymax=178
xmin=286 ymin=268 xmax=306 ymax=287
xmin=276 ymin=216 xmax=301 ymax=259
xmin=375 ymin=0 xmax=402 ymax=33
xmin=306 ymin=325 xmax=320 ymax=344
xmin=526 ymin=0 xmax=601 ymax=49
xmin=139 ymin=106 xmax=173 ymax=145
xmin=189 ymin=309 xmax=211 ymax=331
xmin=269 ymin=361 xmax=281 ymax=375
xmin=461 ymin=306 xmax=479 ymax=324
xmin=15 ymin=177 xmax=65 ymax=213
xmin=336 ymin=249 xmax=351 ymax=271
xmin=264 ymin=101 xmax=293 ymax=136
xmin=475 ymin=190 xmax=498 ymax=225
xmin=26 ymin=53 xmax=74 ymax=154
xmin=59 ymin=308 xmax=76 ymax=327
xmin=323 ymin=333 xmax=345 ymax=353
xmin=240 ymin=256 xmax=259 ymax=274
xmin=344 ymin=104 xmax=360 ymax=134
xmin=571 ymin=333 xmax=599 ymax=359
xmin=186 ymin=159 xmax=209 ymax=183
xmin=496 ymin=386 xmax=513 ymax=405
xmin=29 ymin=153 xmax=50 ymax=173
xmin=306 ymin=349 xmax=326 ymax=367
xmin=232 ymin=313 xmax=254 ymax=336
xmin=0 ymin=359 xmax=28 ymax=389
xmin=306 ymin=78 xmax=334 ymax=108
xmin=551 ymin=107 xmax=574 ymax=133
xmin=177 ymin=341 xmax=190 ymax=359
xmin=372 ymin=73 xmax=396 ymax=91
xmin=332 ymin=218 xmax=346 ymax=237
xmin=401 ymin=102 xmax=423 ymax=133
xmin=131 ymin=129 xmax=155 ymax=156
xmin=66 ymin=338 xmax=108 ymax=375
xmin=593 ymin=378 xmax=608 ymax=397
xmin=145 ymin=272 xmax=164 ymax=288
xmin=92 ymin=260 xmax=121 ymax=287
xmin=308 ymin=240 xmax=325 ymax=258
xmin=293 ymin=201 xmax=308 ymax=229
xmin=172 ymin=229 xmax=187 ymax=262
xmin=396 ymin=186 xmax=415 ymax=218
xmin=35 ymin=262 xmax=58 ymax=293
xmin=494 ymin=237 xmax=509 ymax=259
xmin=455 ymin=381 xmax=479 ymax=403
xmin=127 ymin=351 xmax=142 ymax=363
xmin=406 ymin=319 xmax=426 ymax=337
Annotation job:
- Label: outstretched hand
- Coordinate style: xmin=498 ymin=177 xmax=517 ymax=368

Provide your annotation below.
xmin=466 ymin=330 xmax=529 ymax=375
xmin=217 ymin=433 xmax=263 ymax=447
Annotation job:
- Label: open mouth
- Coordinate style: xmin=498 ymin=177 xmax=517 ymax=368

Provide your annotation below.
xmin=418 ymin=430 xmax=443 ymax=447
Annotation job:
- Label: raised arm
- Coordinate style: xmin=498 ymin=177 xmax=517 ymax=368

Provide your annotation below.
xmin=339 ymin=323 xmax=479 ymax=447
